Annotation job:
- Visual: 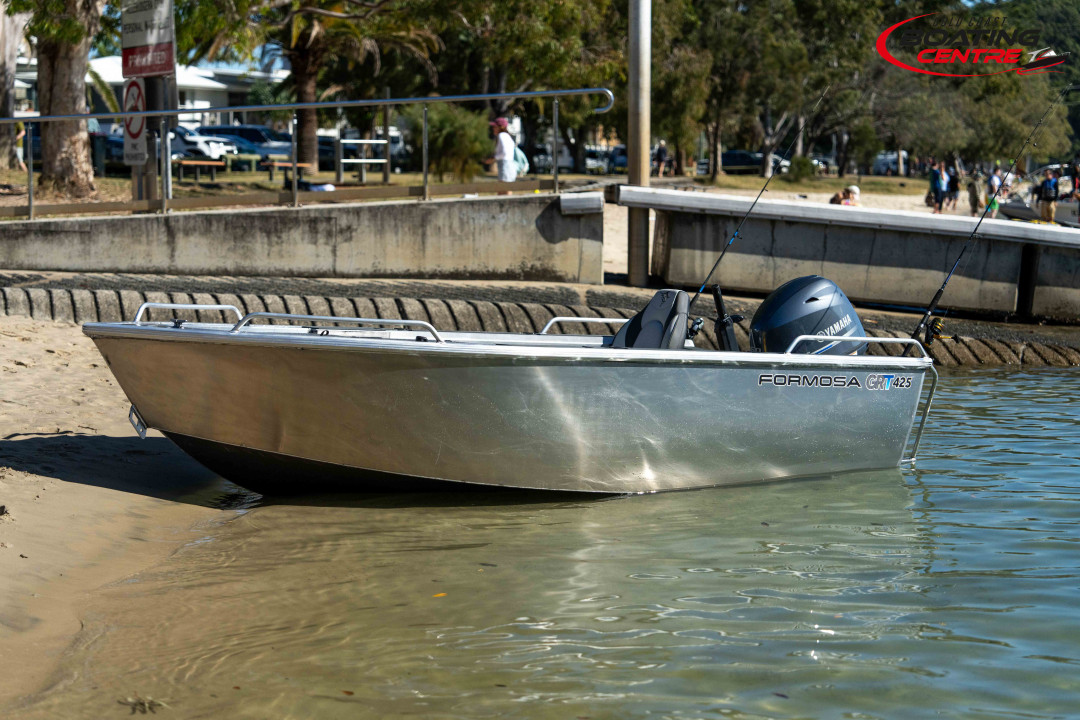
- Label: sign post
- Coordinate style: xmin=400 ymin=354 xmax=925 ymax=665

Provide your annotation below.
xmin=123 ymin=78 xmax=147 ymax=166
xmin=122 ymin=0 xmax=176 ymax=206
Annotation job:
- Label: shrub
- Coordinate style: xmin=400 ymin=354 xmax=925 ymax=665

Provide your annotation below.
xmin=784 ymin=156 xmax=817 ymax=182
xmin=402 ymin=103 xmax=490 ymax=182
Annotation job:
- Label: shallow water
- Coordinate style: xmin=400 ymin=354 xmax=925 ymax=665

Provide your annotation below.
xmin=13 ymin=367 xmax=1080 ymax=719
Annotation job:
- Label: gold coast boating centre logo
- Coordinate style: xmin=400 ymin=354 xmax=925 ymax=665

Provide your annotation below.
xmin=877 ymin=13 xmax=1069 ymax=78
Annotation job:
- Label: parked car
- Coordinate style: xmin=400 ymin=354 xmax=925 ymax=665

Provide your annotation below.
xmin=171 ymin=125 xmax=238 ymax=159
xmin=197 ymin=124 xmax=292 ymax=156
xmin=607 ymin=144 xmax=628 ymax=174
xmin=719 ymin=150 xmax=789 ymax=175
xmin=585 ymin=147 xmax=609 ymax=174
xmin=872 ymin=150 xmax=909 ymax=175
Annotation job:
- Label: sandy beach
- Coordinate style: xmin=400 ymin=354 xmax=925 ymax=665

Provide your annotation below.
xmin=0 ymin=316 xmax=235 ymax=711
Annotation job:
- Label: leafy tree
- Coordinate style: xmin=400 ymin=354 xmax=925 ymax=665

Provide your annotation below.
xmin=7 ymin=0 xmax=107 ymax=196
xmin=401 ymin=102 xmax=487 ymax=180
xmin=1 ymin=1 xmax=30 ymax=169
xmin=652 ymin=0 xmax=709 ymax=174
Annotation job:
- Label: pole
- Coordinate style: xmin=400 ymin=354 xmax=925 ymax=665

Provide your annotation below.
xmin=422 ymin=104 xmax=429 ymax=201
xmin=25 ymin=121 xmax=33 ymax=220
xmin=335 ymin=132 xmax=343 ymax=184
xmin=159 ymin=123 xmax=169 ymax=213
xmin=553 ymin=99 xmax=560 ymax=194
xmin=383 ymin=87 xmax=391 ymax=185
xmin=290 ymin=114 xmax=298 ymax=207
xmin=627 ymin=0 xmax=652 ymax=287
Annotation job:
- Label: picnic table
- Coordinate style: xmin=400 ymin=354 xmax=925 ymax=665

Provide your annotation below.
xmin=173 ymin=159 xmax=226 ymax=182
xmin=262 ymin=161 xmax=314 ymax=183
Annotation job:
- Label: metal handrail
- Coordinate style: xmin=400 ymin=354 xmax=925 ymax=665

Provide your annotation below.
xmin=229 ymin=312 xmax=445 ymax=343
xmin=783 ymin=334 xmax=930 ymax=359
xmin=539 ymin=317 xmax=629 ymax=334
xmin=783 ymin=333 xmax=937 ymax=466
xmin=132 ymin=302 xmax=243 ymax=323
xmin=0 ymin=88 xmax=614 ymax=126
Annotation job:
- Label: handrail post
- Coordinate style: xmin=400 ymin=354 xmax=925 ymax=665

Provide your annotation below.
xmin=553 ymin=99 xmax=560 ymax=194
xmin=382 ymin=86 xmax=391 ymax=185
xmin=290 ymin=114 xmax=298 ymax=207
xmin=159 ymin=116 xmax=169 ymax=214
xmin=335 ymin=131 xmax=343 ymax=184
xmin=25 ymin=121 xmax=33 ymax=220
xmin=422 ymin=104 xmax=429 ymax=201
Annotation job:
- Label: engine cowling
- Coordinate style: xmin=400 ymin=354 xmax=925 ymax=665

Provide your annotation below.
xmin=749 ymin=276 xmax=867 ymax=355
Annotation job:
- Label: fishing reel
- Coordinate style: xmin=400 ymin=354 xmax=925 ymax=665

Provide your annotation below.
xmin=922 ymin=316 xmax=952 ymax=347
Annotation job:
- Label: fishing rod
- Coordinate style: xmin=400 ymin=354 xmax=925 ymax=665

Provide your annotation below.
xmin=910 ymin=84 xmax=1077 ymax=344
xmin=687 ymin=85 xmax=831 ymax=316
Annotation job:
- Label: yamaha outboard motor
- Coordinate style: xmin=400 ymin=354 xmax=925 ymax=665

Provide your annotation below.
xmin=749 ymin=276 xmax=867 ymax=355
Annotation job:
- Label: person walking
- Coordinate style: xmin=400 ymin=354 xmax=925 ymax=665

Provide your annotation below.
xmin=13 ymin=119 xmax=26 ymax=173
xmin=655 ymin=140 xmax=669 ymax=177
xmin=967 ymin=176 xmax=983 ymax=217
xmin=929 ymin=161 xmax=946 ymax=213
xmin=986 ymin=167 xmax=1003 ymax=219
xmin=1037 ymin=168 xmax=1059 ymax=223
xmin=946 ymin=167 xmax=960 ymax=211
xmin=488 ymin=117 xmax=517 ymax=196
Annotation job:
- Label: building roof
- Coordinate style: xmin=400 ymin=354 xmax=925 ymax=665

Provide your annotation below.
xmin=88 ymin=56 xmax=230 ymax=91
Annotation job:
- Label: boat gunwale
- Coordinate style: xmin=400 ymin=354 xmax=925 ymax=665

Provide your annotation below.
xmin=83 ymin=321 xmax=934 ymax=370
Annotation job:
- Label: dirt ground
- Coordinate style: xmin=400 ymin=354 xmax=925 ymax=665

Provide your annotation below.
xmin=0 ymin=316 xmax=232 ymax=710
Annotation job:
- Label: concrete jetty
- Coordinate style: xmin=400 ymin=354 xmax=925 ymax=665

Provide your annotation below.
xmin=2 ymin=272 xmax=1077 ymax=368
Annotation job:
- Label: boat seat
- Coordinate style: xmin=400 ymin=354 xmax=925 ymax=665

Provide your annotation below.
xmin=611 ymin=289 xmax=690 ymax=350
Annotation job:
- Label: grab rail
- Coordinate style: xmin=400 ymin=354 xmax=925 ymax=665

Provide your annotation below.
xmin=784 ymin=333 xmax=937 ymax=467
xmin=538 ymin=317 xmax=629 ymax=334
xmin=229 ymin=312 xmax=445 ymax=343
xmin=133 ymin=302 xmax=243 ymax=324
xmin=783 ymin=334 xmax=930 ymax=359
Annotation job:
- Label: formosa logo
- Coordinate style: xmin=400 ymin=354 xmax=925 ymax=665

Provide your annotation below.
xmin=876 ymin=13 xmax=1069 ymax=78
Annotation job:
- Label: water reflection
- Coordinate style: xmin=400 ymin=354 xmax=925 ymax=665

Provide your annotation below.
xmin=12 ymin=368 xmax=1080 ymax=719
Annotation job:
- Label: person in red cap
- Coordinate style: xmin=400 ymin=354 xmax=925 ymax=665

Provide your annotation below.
xmin=487 ymin=116 xmax=517 ymax=194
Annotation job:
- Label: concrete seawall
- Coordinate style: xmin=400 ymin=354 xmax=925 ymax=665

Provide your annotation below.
xmin=0 ymin=194 xmax=604 ymax=284
xmin=4 ymin=282 xmax=1077 ymax=368
xmin=621 ymin=187 xmax=1080 ymax=318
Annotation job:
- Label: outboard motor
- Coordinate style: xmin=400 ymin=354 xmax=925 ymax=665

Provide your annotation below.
xmin=749 ymin=276 xmax=867 ymax=355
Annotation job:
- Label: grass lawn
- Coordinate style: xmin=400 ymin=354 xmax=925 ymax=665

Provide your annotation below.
xmin=703 ymin=173 xmax=926 ymax=196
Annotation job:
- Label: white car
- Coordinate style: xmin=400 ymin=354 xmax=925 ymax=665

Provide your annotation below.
xmin=171 ymin=126 xmax=238 ymax=160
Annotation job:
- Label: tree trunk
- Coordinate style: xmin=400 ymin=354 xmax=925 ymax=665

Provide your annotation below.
xmin=0 ymin=5 xmax=29 ymax=170
xmin=709 ymin=114 xmax=721 ymax=181
xmin=288 ymin=47 xmax=320 ymax=167
xmin=836 ymin=129 xmax=849 ymax=179
xmin=36 ymin=1 xmax=103 ymax=197
xmin=794 ymin=114 xmax=804 ymax=157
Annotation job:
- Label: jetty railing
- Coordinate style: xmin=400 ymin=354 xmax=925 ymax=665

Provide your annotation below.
xmin=0 ymin=87 xmax=614 ymax=220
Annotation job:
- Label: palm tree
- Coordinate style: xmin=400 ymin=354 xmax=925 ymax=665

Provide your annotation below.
xmin=260 ymin=0 xmax=439 ymax=166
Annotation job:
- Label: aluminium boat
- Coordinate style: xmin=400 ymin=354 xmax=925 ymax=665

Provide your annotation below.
xmin=83 ymin=279 xmax=937 ymax=494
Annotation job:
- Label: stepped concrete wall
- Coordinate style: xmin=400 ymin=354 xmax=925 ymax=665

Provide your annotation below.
xmin=0 ymin=194 xmax=604 ymax=284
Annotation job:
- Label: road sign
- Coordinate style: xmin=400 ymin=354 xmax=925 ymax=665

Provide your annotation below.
xmin=123 ymin=78 xmax=148 ymax=165
xmin=122 ymin=0 xmax=175 ymax=78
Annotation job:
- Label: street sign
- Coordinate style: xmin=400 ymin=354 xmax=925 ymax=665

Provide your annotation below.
xmin=122 ymin=0 xmax=175 ymax=78
xmin=123 ymin=78 xmax=148 ymax=165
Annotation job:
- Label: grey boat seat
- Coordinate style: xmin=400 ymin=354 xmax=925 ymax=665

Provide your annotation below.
xmin=611 ymin=289 xmax=690 ymax=350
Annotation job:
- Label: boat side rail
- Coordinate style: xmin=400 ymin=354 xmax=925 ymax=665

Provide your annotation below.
xmin=133 ymin=302 xmax=244 ymax=324
xmin=784 ymin=334 xmax=937 ymax=466
xmin=538 ymin=317 xmax=629 ymax=335
xmin=783 ymin=334 xmax=930 ymax=359
xmin=230 ymin=312 xmax=445 ymax=343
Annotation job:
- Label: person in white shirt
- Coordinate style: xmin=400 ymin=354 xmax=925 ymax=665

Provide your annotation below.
xmin=489 ymin=117 xmax=516 ymax=195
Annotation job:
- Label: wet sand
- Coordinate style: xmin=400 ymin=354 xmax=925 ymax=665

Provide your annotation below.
xmin=0 ymin=316 xmax=237 ymax=711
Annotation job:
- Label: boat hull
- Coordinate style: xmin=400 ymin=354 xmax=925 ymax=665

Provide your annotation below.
xmin=87 ymin=327 xmax=931 ymax=493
